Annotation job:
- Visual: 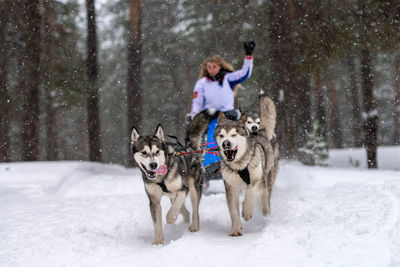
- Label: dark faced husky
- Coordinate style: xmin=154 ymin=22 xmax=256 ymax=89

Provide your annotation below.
xmin=214 ymin=95 xmax=279 ymax=236
xmin=244 ymin=110 xmax=261 ymax=135
xmin=131 ymin=125 xmax=203 ymax=244
xmin=245 ymin=91 xmax=277 ymax=139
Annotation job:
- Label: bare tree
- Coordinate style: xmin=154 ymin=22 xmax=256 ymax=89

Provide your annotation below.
xmin=360 ymin=48 xmax=378 ymax=168
xmin=127 ymin=0 xmax=142 ymax=165
xmin=86 ymin=0 xmax=102 ymax=162
xmin=327 ymin=75 xmax=343 ymax=148
xmin=20 ymin=0 xmax=42 ymax=161
xmin=297 ymin=76 xmax=312 ymax=148
xmin=0 ymin=0 xmax=10 ymax=162
xmin=393 ymin=52 xmax=400 ymax=145
xmin=42 ymin=0 xmax=58 ymax=160
xmin=166 ymin=3 xmax=186 ymax=141
xmin=313 ymin=70 xmax=328 ymax=139
xmin=354 ymin=1 xmax=378 ymax=168
xmin=268 ymin=0 xmax=297 ymax=158
xmin=346 ymin=54 xmax=363 ymax=147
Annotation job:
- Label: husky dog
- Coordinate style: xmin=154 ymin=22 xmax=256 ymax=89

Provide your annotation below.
xmin=214 ymin=95 xmax=279 ymax=236
xmin=245 ymin=92 xmax=277 ymax=139
xmin=131 ymin=125 xmax=203 ymax=244
xmin=244 ymin=110 xmax=261 ymax=135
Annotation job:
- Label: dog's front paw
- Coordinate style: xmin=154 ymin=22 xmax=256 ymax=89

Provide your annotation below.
xmin=242 ymin=209 xmax=253 ymax=221
xmin=152 ymin=238 xmax=164 ymax=245
xmin=166 ymin=210 xmax=178 ymax=224
xmin=189 ymin=223 xmax=199 ymax=232
xmin=262 ymin=206 xmax=271 ymax=216
xmin=229 ymin=227 xmax=243 ymax=237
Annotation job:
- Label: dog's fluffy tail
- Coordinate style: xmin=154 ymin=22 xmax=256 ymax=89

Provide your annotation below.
xmin=259 ymin=90 xmax=276 ymax=141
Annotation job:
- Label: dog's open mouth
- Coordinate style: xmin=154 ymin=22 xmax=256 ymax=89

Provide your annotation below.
xmin=223 ymin=146 xmax=238 ymax=162
xmin=141 ymin=163 xmax=156 ymax=179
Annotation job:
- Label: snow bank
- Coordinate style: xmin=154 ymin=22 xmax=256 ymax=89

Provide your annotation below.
xmin=1 ymin=147 xmax=399 ymax=267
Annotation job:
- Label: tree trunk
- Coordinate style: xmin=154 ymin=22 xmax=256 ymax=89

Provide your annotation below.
xmin=268 ymin=0 xmax=296 ymax=158
xmin=346 ymin=54 xmax=363 ymax=147
xmin=42 ymin=0 xmax=58 ymax=160
xmin=86 ymin=0 xmax=102 ymax=162
xmin=127 ymin=0 xmax=142 ymax=166
xmin=392 ymin=53 xmax=400 ymax=145
xmin=0 ymin=1 xmax=10 ymax=162
xmin=361 ymin=48 xmax=378 ymax=168
xmin=172 ymin=63 xmax=185 ymax=140
xmin=167 ymin=3 xmax=185 ymax=141
xmin=297 ymin=76 xmax=312 ymax=148
xmin=327 ymin=75 xmax=343 ymax=148
xmin=21 ymin=0 xmax=42 ymax=161
xmin=313 ymin=70 xmax=328 ymax=139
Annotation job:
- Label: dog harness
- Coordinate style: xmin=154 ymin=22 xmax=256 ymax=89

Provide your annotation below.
xmin=238 ymin=167 xmax=250 ymax=185
xmin=157 ymin=180 xmax=170 ymax=193
xmin=226 ymin=139 xmax=270 ymax=186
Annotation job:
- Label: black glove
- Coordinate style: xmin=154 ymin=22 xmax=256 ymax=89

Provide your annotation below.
xmin=244 ymin=40 xmax=255 ymax=56
xmin=223 ymin=109 xmax=241 ymax=121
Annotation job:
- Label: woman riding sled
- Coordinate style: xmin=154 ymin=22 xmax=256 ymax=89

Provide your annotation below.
xmin=190 ymin=40 xmax=256 ymax=190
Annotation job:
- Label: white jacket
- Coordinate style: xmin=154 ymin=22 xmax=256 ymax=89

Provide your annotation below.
xmin=190 ymin=56 xmax=254 ymax=115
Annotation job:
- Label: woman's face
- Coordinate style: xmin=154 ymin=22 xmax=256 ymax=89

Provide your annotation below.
xmin=206 ymin=62 xmax=221 ymax=77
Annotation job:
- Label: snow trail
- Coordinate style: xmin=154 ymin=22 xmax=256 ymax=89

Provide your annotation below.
xmin=1 ymin=148 xmax=400 ymax=267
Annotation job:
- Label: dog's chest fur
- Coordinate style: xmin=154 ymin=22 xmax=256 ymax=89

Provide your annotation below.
xmin=222 ymin=144 xmax=264 ymax=188
xmin=164 ymin=175 xmax=183 ymax=195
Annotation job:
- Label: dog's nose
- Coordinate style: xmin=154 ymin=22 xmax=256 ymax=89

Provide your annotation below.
xmin=252 ymin=126 xmax=258 ymax=132
xmin=222 ymin=140 xmax=231 ymax=149
xmin=149 ymin=162 xmax=158 ymax=170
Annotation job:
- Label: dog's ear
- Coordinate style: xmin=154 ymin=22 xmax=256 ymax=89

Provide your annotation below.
xmin=154 ymin=124 xmax=165 ymax=142
xmin=131 ymin=126 xmax=140 ymax=144
xmin=238 ymin=112 xmax=248 ymax=126
xmin=217 ymin=111 xmax=226 ymax=123
xmin=240 ymin=112 xmax=248 ymax=122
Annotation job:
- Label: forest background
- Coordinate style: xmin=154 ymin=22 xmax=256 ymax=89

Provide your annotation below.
xmin=0 ymin=0 xmax=399 ymax=167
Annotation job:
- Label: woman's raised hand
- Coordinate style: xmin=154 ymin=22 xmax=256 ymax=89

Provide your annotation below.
xmin=244 ymin=41 xmax=256 ymax=56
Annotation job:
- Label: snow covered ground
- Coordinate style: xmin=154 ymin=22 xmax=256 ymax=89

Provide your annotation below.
xmin=1 ymin=146 xmax=399 ymax=267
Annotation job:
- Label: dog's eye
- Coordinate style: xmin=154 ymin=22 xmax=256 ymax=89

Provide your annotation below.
xmin=141 ymin=151 xmax=147 ymax=156
xmin=155 ymin=150 xmax=160 ymax=155
xmin=231 ymin=134 xmax=237 ymax=137
xmin=219 ymin=134 xmax=224 ymax=138
xmin=247 ymin=121 xmax=251 ymax=124
xmin=257 ymin=122 xmax=260 ymax=124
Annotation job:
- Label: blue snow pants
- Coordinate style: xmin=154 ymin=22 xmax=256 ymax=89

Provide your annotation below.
xmin=203 ymin=117 xmax=220 ymax=167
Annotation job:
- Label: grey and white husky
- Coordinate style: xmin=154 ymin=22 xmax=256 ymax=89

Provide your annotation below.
xmin=130 ymin=125 xmax=203 ymax=244
xmin=214 ymin=95 xmax=279 ymax=236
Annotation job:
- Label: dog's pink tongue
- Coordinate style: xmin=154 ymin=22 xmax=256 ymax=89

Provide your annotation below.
xmin=156 ymin=165 xmax=168 ymax=175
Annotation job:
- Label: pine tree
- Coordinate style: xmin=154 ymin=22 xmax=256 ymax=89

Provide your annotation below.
xmin=299 ymin=120 xmax=329 ymax=166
